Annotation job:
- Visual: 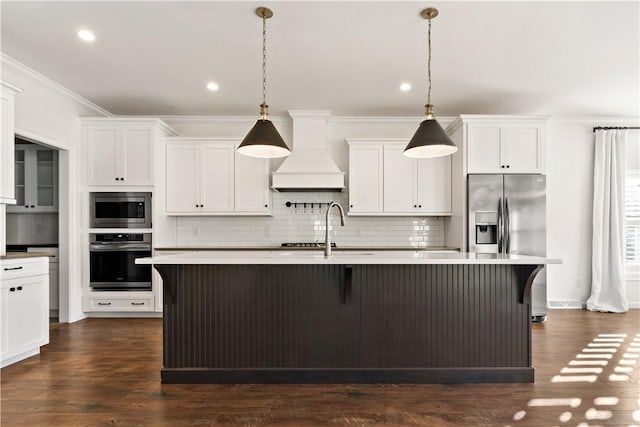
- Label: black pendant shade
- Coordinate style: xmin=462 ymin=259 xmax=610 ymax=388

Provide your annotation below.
xmin=404 ymin=117 xmax=457 ymax=158
xmin=237 ymin=118 xmax=290 ymax=158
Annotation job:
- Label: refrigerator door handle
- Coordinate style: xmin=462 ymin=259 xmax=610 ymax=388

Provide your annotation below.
xmin=497 ymin=197 xmax=503 ymax=253
xmin=505 ymin=197 xmax=510 ymax=254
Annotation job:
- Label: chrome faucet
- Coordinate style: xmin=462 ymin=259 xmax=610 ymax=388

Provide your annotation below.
xmin=324 ymin=202 xmax=346 ymax=257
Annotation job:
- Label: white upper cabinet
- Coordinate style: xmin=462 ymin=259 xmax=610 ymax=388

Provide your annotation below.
xmin=347 ymin=142 xmax=383 ymax=214
xmin=0 ymin=82 xmax=21 ymax=204
xmin=347 ymin=139 xmax=451 ymax=216
xmin=234 ymin=148 xmax=270 ymax=214
xmin=466 ymin=118 xmax=546 ymax=174
xmin=165 ymin=139 xmax=270 ymax=216
xmin=84 ymin=119 xmax=173 ymax=186
xmin=8 ymin=144 xmax=58 ymax=213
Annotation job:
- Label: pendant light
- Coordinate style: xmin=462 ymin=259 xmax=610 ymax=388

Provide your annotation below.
xmin=404 ymin=8 xmax=457 ymax=158
xmin=237 ymin=7 xmax=290 ymax=158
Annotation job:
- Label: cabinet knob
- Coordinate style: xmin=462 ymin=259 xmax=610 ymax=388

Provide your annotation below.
xmin=24 ymin=205 xmax=29 ymax=208
xmin=500 ymin=165 xmax=505 ymax=168
xmin=30 ymin=205 xmax=35 ymax=208
xmin=121 ymin=177 xmax=125 ymax=180
xmin=350 ymin=205 xmax=353 ymax=208
xmin=506 ymin=165 xmax=510 ymax=168
xmin=9 ymin=287 xmax=15 ymax=292
xmin=264 ymin=204 xmax=268 ymax=208
xmin=414 ymin=204 xmax=417 ymax=208
xmin=418 ymin=205 xmax=422 ymax=208
xmin=17 ymin=286 xmax=22 ymax=291
xmin=115 ymin=177 xmax=119 ymax=181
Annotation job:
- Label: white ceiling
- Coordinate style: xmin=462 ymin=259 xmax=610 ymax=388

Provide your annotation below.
xmin=1 ymin=1 xmax=638 ymax=118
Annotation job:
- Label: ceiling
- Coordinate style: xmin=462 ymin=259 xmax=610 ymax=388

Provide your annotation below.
xmin=1 ymin=1 xmax=638 ymax=118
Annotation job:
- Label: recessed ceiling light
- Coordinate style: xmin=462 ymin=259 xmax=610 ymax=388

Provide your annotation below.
xmin=77 ymin=29 xmax=95 ymax=42
xmin=400 ymin=83 xmax=412 ymax=92
xmin=206 ymin=82 xmax=219 ymax=92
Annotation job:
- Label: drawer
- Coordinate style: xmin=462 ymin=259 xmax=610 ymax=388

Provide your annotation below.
xmin=1 ymin=257 xmax=49 ymax=281
xmin=87 ymin=295 xmax=155 ymax=312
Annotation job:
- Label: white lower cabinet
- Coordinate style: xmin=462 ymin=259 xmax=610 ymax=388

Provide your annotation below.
xmin=347 ymin=139 xmax=451 ymax=216
xmin=85 ymin=293 xmax=155 ymax=312
xmin=0 ymin=256 xmax=49 ymax=368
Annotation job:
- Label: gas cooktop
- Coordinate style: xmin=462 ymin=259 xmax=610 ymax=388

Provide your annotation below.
xmin=281 ymin=242 xmax=337 ymax=248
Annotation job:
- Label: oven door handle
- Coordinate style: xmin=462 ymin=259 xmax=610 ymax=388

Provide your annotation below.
xmin=89 ymin=244 xmax=151 ymax=251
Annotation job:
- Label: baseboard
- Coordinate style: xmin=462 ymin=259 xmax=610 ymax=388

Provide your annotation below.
xmin=548 ymin=300 xmax=585 ymax=309
xmin=86 ymin=312 xmax=162 ymax=318
xmin=548 ymin=301 xmax=640 ymax=309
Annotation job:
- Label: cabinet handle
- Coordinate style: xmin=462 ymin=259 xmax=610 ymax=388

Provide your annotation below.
xmin=131 ymin=302 xmax=145 ymax=306
xmin=4 ymin=266 xmax=23 ymax=271
xmin=97 ymin=302 xmax=112 ymax=306
xmin=17 ymin=286 xmax=22 ymax=291
xmin=9 ymin=287 xmax=16 ymax=292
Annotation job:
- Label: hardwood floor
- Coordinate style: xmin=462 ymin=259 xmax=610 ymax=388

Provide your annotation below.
xmin=1 ymin=310 xmax=639 ymax=426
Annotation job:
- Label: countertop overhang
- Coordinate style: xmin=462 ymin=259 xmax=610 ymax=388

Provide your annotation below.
xmin=137 ymin=251 xmax=561 ymax=265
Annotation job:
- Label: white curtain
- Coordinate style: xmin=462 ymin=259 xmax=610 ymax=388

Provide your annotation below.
xmin=587 ymin=129 xmax=628 ymax=313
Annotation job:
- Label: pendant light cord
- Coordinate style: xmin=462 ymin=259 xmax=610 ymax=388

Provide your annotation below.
xmin=427 ymin=17 xmax=432 ymax=107
xmin=261 ymin=13 xmax=268 ymax=119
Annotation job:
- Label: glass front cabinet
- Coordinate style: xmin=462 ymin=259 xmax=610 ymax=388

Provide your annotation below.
xmin=9 ymin=142 xmax=58 ymax=213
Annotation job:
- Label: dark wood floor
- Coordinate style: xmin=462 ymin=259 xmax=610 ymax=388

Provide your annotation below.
xmin=1 ymin=310 xmax=639 ymax=426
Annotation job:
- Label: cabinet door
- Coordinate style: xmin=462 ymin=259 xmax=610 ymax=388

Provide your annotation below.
xmin=383 ymin=145 xmax=416 ymax=212
xmin=417 ymin=156 xmax=451 ymax=213
xmin=34 ymin=149 xmax=57 ymax=212
xmin=13 ymin=275 xmax=48 ymax=354
xmin=507 ymin=126 xmax=544 ymax=173
xmin=467 ymin=126 xmax=504 ymax=173
xmin=234 ymin=149 xmax=270 ymax=213
xmin=122 ymin=127 xmax=153 ymax=185
xmin=200 ymin=144 xmax=234 ymax=212
xmin=49 ymin=262 xmax=59 ymax=312
xmin=166 ymin=144 xmax=200 ymax=213
xmin=0 ymin=287 xmax=11 ymax=360
xmin=348 ymin=144 xmax=383 ymax=213
xmin=0 ymin=90 xmax=16 ymax=203
xmin=88 ymin=127 xmax=120 ymax=185
xmin=11 ymin=148 xmax=27 ymax=210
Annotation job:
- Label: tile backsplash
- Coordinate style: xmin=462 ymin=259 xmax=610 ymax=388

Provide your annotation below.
xmin=176 ymin=191 xmax=445 ymax=247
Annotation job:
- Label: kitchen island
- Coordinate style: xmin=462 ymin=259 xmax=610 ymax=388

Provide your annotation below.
xmin=137 ymin=251 xmax=560 ymax=384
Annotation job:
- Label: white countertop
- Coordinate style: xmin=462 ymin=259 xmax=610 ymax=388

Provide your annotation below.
xmin=136 ymin=251 xmax=561 ymax=265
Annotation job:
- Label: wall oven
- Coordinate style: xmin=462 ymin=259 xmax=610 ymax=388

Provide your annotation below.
xmin=89 ymin=233 xmax=152 ymax=291
xmin=90 ymin=192 xmax=151 ymax=228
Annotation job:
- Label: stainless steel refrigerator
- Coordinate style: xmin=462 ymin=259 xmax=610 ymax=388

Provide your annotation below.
xmin=467 ymin=174 xmax=547 ymax=321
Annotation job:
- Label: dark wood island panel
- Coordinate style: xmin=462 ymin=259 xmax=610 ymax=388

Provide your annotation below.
xmin=156 ymin=263 xmax=542 ymax=384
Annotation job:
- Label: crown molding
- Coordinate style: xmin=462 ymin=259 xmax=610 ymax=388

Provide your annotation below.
xmin=548 ymin=116 xmax=640 ymax=125
xmin=1 ymin=53 xmax=113 ymax=117
xmin=80 ymin=116 xmax=178 ymax=135
xmin=158 ymin=115 xmax=289 ymax=124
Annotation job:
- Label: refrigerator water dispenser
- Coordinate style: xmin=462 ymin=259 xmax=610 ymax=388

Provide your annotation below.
xmin=475 ymin=212 xmax=498 ymax=244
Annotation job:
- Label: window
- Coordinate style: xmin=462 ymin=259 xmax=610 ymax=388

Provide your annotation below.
xmin=625 ymin=132 xmax=640 ymax=277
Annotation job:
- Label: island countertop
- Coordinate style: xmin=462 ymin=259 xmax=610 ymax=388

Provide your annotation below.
xmin=137 ymin=251 xmax=561 ymax=265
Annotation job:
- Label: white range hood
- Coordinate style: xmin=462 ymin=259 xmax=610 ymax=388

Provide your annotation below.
xmin=271 ymin=110 xmax=345 ymax=192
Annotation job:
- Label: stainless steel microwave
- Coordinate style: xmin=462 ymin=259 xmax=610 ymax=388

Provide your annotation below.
xmin=90 ymin=192 xmax=151 ymax=228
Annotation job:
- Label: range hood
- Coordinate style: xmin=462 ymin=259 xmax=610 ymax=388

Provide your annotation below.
xmin=271 ymin=110 xmax=345 ymax=192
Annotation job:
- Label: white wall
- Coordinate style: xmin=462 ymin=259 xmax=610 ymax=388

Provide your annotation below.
xmin=547 ymin=119 xmax=640 ymax=308
xmin=1 ymin=54 xmax=109 ymax=322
